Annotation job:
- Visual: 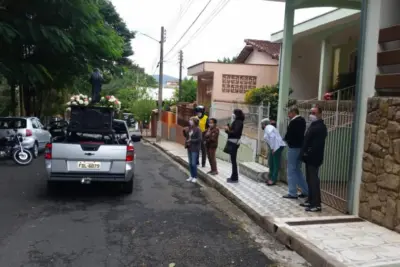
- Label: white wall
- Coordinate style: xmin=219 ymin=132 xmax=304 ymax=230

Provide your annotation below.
xmin=244 ymin=50 xmax=278 ymax=65
xmin=290 ymin=40 xmax=321 ymax=100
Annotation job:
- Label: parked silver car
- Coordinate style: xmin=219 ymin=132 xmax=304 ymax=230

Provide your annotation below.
xmin=0 ymin=117 xmax=52 ymax=158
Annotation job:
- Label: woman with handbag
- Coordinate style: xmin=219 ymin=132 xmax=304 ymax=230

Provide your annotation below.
xmin=183 ymin=116 xmax=202 ymax=183
xmin=224 ymin=109 xmax=245 ymax=183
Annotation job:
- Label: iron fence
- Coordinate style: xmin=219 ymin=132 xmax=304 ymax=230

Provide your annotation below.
xmin=210 ymin=101 xmax=270 ymax=159
xmin=283 ymin=86 xmax=355 ymax=213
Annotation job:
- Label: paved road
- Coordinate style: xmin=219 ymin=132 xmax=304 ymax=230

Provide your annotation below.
xmin=0 ymin=142 xmax=274 ymax=267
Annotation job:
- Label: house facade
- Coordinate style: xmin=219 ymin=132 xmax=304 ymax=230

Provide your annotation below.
xmin=187 ymin=39 xmax=280 ymax=108
xmin=271 ymin=0 xmax=400 ymax=232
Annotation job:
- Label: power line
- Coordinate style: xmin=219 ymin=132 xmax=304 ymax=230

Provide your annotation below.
xmin=164 ymin=0 xmax=213 ymax=60
xmin=165 ymin=0 xmax=231 ymax=61
xmin=168 ymin=0 xmax=194 ymax=37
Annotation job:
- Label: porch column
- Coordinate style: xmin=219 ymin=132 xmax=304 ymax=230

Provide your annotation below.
xmin=317 ymin=39 xmax=332 ymax=100
xmin=348 ymin=0 xmax=381 ymax=215
xmin=276 ymin=0 xmax=294 ymax=134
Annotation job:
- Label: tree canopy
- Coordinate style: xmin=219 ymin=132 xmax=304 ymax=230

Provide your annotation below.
xmin=0 ymin=0 xmax=154 ymax=117
xmin=173 ymin=77 xmax=197 ymax=103
xmin=217 ymin=57 xmax=237 ymax=63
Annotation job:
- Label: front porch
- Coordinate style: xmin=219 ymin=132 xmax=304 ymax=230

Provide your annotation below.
xmin=271 ymin=0 xmax=400 ymax=233
xmin=187 ymin=61 xmax=279 ymax=108
xmin=271 ymin=8 xmax=360 ymax=100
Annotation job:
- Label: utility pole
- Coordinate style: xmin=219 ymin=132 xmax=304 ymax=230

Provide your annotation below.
xmin=156 ymin=26 xmax=166 ymax=143
xmin=178 ymin=50 xmax=183 ymax=102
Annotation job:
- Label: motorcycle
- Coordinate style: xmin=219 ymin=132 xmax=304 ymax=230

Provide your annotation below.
xmin=0 ymin=129 xmax=33 ymax=165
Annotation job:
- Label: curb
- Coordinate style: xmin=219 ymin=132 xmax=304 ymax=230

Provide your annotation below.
xmin=145 ymin=139 xmax=347 ymax=267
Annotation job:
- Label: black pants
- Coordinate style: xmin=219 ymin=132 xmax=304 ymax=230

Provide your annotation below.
xmin=305 ymin=164 xmax=321 ymax=207
xmin=230 ymin=144 xmax=240 ymax=180
xmin=197 ymin=140 xmax=207 ymax=167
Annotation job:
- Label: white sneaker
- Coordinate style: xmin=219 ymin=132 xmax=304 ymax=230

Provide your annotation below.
xmin=191 ymin=178 xmax=197 ymax=183
xmin=186 ymin=177 xmax=193 ymax=182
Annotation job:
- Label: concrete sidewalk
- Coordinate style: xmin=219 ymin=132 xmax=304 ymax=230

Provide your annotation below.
xmin=145 ymin=138 xmax=400 ymax=267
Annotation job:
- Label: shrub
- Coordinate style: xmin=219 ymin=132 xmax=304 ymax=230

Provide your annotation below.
xmin=244 ymin=83 xmax=295 ymax=120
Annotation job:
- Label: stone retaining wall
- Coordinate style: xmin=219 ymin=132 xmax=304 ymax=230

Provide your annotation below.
xmin=360 ymin=97 xmax=400 ymax=233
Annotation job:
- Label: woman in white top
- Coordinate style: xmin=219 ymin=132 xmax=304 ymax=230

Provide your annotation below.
xmin=261 ymin=118 xmax=286 ymax=186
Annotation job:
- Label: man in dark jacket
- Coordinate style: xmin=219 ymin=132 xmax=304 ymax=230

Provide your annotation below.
xmin=283 ymin=107 xmax=308 ymax=199
xmin=300 ymin=106 xmax=327 ymax=212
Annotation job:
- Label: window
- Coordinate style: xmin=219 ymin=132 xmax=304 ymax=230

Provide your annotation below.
xmin=0 ymin=118 xmax=27 ymax=129
xmin=332 ymin=48 xmax=341 ymax=87
xmin=31 ymin=119 xmax=39 ymax=129
xmin=222 ymin=74 xmax=257 ymax=93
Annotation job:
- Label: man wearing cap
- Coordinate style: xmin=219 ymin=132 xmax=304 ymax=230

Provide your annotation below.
xmin=300 ymin=105 xmax=327 ymax=212
xmin=261 ymin=118 xmax=286 ymax=186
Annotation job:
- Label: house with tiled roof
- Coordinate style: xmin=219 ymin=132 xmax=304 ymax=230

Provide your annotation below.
xmin=187 ymin=39 xmax=280 ymax=109
xmin=235 ymin=39 xmax=281 ymax=65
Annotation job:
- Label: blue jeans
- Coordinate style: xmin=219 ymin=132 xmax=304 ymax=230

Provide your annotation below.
xmin=188 ymin=151 xmax=199 ymax=178
xmin=287 ymin=148 xmax=308 ymax=196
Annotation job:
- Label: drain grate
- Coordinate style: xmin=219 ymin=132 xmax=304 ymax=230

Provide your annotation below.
xmin=286 ymin=217 xmax=364 ymax=226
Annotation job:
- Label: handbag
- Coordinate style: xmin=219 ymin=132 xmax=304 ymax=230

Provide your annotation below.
xmin=223 ymin=139 xmax=240 ymax=154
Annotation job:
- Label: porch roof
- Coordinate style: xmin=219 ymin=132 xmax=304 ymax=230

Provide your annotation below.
xmin=270 ymin=8 xmax=360 ymax=42
xmin=264 ymin=0 xmax=361 ymax=9
xmin=187 ymin=61 xmax=276 ymax=76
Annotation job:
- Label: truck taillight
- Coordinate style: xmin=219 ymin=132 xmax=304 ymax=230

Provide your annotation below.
xmin=126 ymin=144 xmax=134 ymax=162
xmin=26 ymin=129 xmax=32 ymax=137
xmin=45 ymin=143 xmax=52 ymax=159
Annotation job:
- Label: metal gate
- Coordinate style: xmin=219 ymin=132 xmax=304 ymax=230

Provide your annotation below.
xmin=283 ymin=86 xmax=355 ymax=213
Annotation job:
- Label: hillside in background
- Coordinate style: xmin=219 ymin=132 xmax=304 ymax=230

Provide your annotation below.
xmin=152 ymin=74 xmax=178 ymax=85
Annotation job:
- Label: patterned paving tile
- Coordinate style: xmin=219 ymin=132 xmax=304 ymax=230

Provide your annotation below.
xmin=286 ymin=222 xmax=400 ymax=267
xmin=159 ymin=141 xmax=341 ymax=218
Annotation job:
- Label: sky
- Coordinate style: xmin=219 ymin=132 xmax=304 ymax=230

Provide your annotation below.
xmin=111 ymin=0 xmax=334 ymax=79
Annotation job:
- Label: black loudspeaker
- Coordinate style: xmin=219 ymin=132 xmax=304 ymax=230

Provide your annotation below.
xmin=68 ymin=106 xmax=114 ymax=133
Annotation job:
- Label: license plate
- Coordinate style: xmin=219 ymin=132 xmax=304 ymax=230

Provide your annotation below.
xmin=77 ymin=161 xmax=101 ymax=169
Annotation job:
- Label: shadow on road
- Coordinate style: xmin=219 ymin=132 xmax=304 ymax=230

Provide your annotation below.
xmin=39 ymin=182 xmax=132 ymax=204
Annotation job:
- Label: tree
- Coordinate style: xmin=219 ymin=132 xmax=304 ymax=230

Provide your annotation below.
xmin=217 ymin=57 xmax=237 ymax=63
xmin=0 ymin=0 xmax=137 ymax=117
xmin=130 ymin=98 xmax=156 ymax=126
xmin=173 ymin=77 xmax=197 ymax=103
xmin=103 ymin=65 xmax=157 ymax=96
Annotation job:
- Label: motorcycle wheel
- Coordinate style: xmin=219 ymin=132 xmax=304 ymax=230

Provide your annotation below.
xmin=12 ymin=149 xmax=33 ymax=165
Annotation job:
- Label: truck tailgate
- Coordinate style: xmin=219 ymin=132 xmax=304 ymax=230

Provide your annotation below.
xmin=51 ymin=143 xmax=127 ymax=173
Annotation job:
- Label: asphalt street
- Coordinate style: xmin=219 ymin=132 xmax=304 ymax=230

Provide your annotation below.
xmin=0 ymin=141 xmax=275 ymax=267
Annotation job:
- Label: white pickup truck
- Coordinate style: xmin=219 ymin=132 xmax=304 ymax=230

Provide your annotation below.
xmin=45 ymin=119 xmax=141 ymax=194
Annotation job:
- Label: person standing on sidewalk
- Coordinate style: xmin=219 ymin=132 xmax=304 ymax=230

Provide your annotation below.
xmin=225 ymin=109 xmax=245 ymax=183
xmin=261 ymin=118 xmax=286 ymax=186
xmin=282 ymin=107 xmax=309 ymax=199
xmin=195 ymin=105 xmax=209 ymax=167
xmin=183 ymin=116 xmax=202 ymax=183
xmin=205 ymin=118 xmax=220 ymax=175
xmin=300 ymin=106 xmax=327 ymax=212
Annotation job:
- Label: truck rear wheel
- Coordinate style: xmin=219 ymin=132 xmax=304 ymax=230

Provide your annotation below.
xmin=121 ymin=178 xmax=133 ymax=194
